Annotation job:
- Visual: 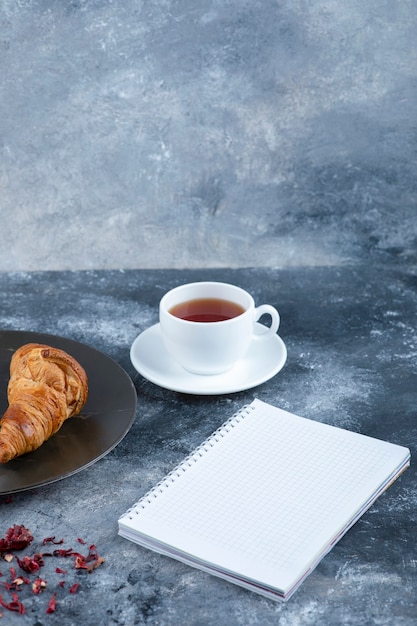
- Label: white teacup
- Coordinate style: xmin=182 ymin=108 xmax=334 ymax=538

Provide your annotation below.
xmin=159 ymin=281 xmax=280 ymax=375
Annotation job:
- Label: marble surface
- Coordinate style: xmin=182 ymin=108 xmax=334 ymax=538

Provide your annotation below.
xmin=0 ymin=1 xmax=416 ymax=272
xmin=0 ymin=266 xmax=416 ymax=625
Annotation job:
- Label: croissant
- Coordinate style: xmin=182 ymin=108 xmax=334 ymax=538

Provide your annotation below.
xmin=0 ymin=343 xmax=88 ymax=463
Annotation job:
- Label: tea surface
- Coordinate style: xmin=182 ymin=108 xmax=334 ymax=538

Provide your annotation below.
xmin=169 ymin=298 xmax=245 ymax=322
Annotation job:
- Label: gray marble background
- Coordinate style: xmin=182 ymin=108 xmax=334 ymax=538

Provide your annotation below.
xmin=0 ymin=0 xmax=416 ymax=272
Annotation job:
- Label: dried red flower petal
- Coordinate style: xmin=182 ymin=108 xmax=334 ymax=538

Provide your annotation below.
xmin=32 ymin=578 xmax=47 ymax=594
xmin=89 ymin=557 xmax=105 ymax=572
xmin=55 ymin=567 xmax=67 ymax=574
xmin=69 ymin=583 xmax=80 ymax=594
xmin=16 ymin=554 xmax=43 ymax=573
xmin=0 ymin=592 xmax=26 ymax=614
xmin=73 ymin=555 xmax=86 ymax=569
xmin=0 ymin=526 xmax=33 ymax=553
xmin=12 ymin=576 xmax=30 ymax=587
xmin=74 ymin=555 xmax=105 ymax=573
xmin=1 ymin=566 xmax=30 ymax=592
xmin=46 ymin=592 xmax=57 ymax=614
xmin=42 ymin=536 xmax=64 ymax=546
xmin=51 ymin=545 xmax=104 ymax=569
xmin=72 ymin=543 xmax=105 ymax=572
xmin=77 ymin=537 xmax=86 ymax=545
xmin=53 ymin=548 xmax=75 ymax=558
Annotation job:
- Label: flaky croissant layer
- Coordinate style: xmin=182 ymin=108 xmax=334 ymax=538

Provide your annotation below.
xmin=0 ymin=343 xmax=88 ymax=463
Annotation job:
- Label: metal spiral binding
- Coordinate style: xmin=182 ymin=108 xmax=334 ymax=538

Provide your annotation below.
xmin=123 ymin=403 xmax=255 ymax=520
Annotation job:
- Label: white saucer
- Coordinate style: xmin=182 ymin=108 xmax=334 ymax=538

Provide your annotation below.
xmin=130 ymin=323 xmax=287 ymax=395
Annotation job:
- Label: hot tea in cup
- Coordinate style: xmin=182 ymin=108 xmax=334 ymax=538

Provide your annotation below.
xmin=159 ymin=282 xmax=280 ymax=375
xmin=169 ymin=297 xmax=245 ymax=323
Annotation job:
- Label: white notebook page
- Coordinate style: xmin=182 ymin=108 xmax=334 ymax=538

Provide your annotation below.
xmin=119 ymin=399 xmax=410 ymax=597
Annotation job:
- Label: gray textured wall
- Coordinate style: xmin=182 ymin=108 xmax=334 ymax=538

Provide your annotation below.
xmin=0 ymin=0 xmax=416 ymax=271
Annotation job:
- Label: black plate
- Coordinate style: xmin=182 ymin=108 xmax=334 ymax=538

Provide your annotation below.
xmin=0 ymin=331 xmax=137 ymax=495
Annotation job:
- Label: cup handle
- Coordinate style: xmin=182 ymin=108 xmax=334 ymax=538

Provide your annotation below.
xmin=253 ymin=305 xmax=280 ymax=336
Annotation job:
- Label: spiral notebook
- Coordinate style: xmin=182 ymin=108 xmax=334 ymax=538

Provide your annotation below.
xmin=118 ymin=399 xmax=410 ymax=601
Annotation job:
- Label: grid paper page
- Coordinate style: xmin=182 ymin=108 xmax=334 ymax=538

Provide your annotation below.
xmin=119 ymin=399 xmax=410 ymax=595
